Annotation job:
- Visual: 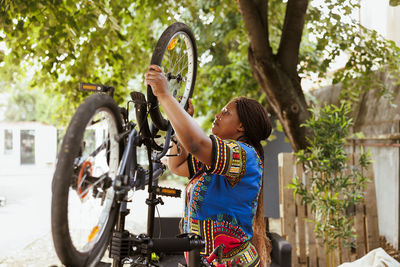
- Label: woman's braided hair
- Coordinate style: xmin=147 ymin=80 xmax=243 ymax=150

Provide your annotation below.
xmin=234 ymin=97 xmax=272 ymax=161
xmin=234 ymin=96 xmax=272 ymax=266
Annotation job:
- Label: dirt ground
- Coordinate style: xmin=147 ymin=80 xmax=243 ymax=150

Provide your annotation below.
xmin=0 ymin=232 xmax=62 ymax=267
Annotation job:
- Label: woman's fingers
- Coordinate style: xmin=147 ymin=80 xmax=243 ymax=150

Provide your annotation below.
xmin=145 ymin=68 xmax=162 ymax=86
xmin=145 ymin=70 xmax=157 ymax=79
xmin=149 ymin=64 xmax=162 ymax=72
xmin=145 ymin=65 xmax=169 ymax=97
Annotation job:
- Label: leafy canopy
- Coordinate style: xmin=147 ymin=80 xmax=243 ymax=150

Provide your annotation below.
xmin=1 ymin=0 xmax=399 ymax=127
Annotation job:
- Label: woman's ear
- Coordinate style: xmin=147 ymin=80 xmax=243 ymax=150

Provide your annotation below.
xmin=237 ymin=123 xmax=245 ymax=133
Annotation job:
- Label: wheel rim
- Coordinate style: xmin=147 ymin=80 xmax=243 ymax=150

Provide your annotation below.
xmin=67 ymin=108 xmax=119 ymax=253
xmin=161 ymin=31 xmax=195 ymax=108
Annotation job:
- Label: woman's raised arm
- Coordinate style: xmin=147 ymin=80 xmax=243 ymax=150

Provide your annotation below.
xmin=145 ymin=65 xmax=213 ymax=166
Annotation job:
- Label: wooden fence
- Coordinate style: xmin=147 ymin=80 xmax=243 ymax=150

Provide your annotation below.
xmin=278 ymin=153 xmax=380 ymax=267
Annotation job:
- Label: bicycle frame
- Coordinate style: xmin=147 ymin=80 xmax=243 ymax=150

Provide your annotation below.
xmin=105 ymin=97 xmax=206 ymax=267
xmin=52 ymin=22 xmax=202 ymax=267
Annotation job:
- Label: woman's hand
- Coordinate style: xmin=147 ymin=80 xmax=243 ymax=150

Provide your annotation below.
xmin=145 ymin=64 xmax=170 ymax=98
xmin=145 ymin=67 xmax=212 ymax=166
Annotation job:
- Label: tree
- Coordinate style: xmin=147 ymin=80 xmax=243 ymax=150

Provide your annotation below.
xmin=1 ymin=88 xmax=57 ymax=123
xmin=0 ymin=0 xmax=262 ymax=127
xmin=1 ymin=0 xmax=399 ymax=150
xmin=237 ymin=0 xmax=400 ymax=150
xmin=0 ymin=0 xmax=168 ymax=124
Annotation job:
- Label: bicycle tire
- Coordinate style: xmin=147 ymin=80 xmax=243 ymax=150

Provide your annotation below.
xmin=148 ymin=22 xmax=197 ymax=131
xmin=51 ymin=94 xmax=123 ymax=267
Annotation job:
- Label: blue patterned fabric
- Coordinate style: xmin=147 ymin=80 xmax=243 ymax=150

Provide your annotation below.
xmin=184 ymin=135 xmax=263 ymax=264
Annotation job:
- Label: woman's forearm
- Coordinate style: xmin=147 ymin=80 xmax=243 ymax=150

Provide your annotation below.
xmin=167 ymin=138 xmax=189 ymax=177
xmin=145 ymin=65 xmax=212 ymax=166
xmin=157 ymin=94 xmax=212 ymax=166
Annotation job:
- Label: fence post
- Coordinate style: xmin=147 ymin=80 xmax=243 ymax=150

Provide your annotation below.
xmin=296 ymin=164 xmax=307 ymax=266
xmin=364 ymin=164 xmax=380 ymax=251
xmin=278 ymin=153 xmax=298 ymax=267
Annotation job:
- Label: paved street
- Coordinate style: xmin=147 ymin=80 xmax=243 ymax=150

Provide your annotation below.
xmin=0 ymin=171 xmax=185 ymax=266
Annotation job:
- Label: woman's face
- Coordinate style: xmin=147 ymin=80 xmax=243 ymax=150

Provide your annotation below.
xmin=212 ymin=101 xmax=244 ymax=140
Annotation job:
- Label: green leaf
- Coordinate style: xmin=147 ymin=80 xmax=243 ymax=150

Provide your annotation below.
xmin=390 ymin=0 xmax=400 ymax=6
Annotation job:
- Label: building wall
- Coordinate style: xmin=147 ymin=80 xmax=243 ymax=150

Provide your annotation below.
xmin=360 ymin=0 xmax=400 ymax=45
xmin=370 ymin=146 xmax=399 ymax=248
xmin=0 ymin=122 xmax=57 ymax=176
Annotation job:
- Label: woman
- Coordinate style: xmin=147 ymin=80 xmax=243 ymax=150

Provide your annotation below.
xmin=145 ymin=65 xmax=272 ymax=266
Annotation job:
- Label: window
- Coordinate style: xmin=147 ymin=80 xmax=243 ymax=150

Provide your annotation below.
xmin=83 ymin=129 xmax=96 ymax=158
xmin=4 ymin=129 xmax=13 ymax=155
xmin=20 ymin=130 xmax=35 ymax=165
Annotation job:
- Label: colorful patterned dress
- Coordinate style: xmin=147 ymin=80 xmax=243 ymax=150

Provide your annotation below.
xmin=184 ymin=135 xmax=263 ymax=267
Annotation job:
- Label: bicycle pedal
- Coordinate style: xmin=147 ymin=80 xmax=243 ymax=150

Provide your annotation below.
xmin=155 ymin=186 xmax=181 ymax=198
xmin=80 ymin=82 xmax=108 ymax=93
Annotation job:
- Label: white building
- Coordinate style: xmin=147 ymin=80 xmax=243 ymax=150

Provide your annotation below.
xmin=359 ymin=0 xmax=400 ymax=249
xmin=0 ymin=121 xmax=57 ymax=176
xmin=360 ymin=0 xmax=400 ymax=46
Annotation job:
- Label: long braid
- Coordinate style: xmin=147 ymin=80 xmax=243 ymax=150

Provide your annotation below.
xmin=234 ymin=97 xmax=272 ymax=266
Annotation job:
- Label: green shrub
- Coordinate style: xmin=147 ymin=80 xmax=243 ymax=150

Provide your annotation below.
xmin=289 ymin=102 xmax=371 ymax=260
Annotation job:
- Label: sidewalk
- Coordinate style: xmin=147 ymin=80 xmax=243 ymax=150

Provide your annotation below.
xmin=0 ymin=171 xmax=185 ymax=266
xmin=0 ymin=173 xmax=53 ymax=259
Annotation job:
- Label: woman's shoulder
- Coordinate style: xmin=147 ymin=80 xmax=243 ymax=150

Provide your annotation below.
xmin=238 ymin=142 xmax=263 ymax=169
xmin=209 ymin=135 xmax=258 ymax=157
xmin=237 ymin=140 xmax=256 ymax=153
xmin=211 ymin=135 xmax=261 ymax=164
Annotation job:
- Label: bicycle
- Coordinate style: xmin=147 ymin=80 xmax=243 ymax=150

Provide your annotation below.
xmin=50 ymin=22 xmax=215 ymax=267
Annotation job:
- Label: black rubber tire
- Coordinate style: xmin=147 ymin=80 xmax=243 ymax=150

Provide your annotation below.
xmin=51 ymin=94 xmax=122 ymax=267
xmin=147 ymin=22 xmax=197 ymax=131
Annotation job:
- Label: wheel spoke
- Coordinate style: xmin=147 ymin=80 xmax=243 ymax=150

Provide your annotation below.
xmin=78 ymin=174 xmax=108 ymax=200
xmin=164 ymin=36 xmax=191 ymax=105
xmin=170 ymin=47 xmax=186 ymax=76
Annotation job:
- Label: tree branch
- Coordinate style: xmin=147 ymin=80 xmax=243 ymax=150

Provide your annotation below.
xmin=277 ymin=0 xmax=308 ymax=76
xmin=238 ymin=0 xmax=272 ymax=60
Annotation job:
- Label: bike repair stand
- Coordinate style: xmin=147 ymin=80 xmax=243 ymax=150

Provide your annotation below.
xmin=109 ymin=149 xmax=206 ymax=267
xmin=109 ymin=189 xmax=205 ymax=266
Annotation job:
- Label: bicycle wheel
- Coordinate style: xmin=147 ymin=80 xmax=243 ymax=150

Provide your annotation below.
xmin=148 ymin=22 xmax=197 ymax=131
xmin=51 ymin=93 xmax=123 ymax=267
